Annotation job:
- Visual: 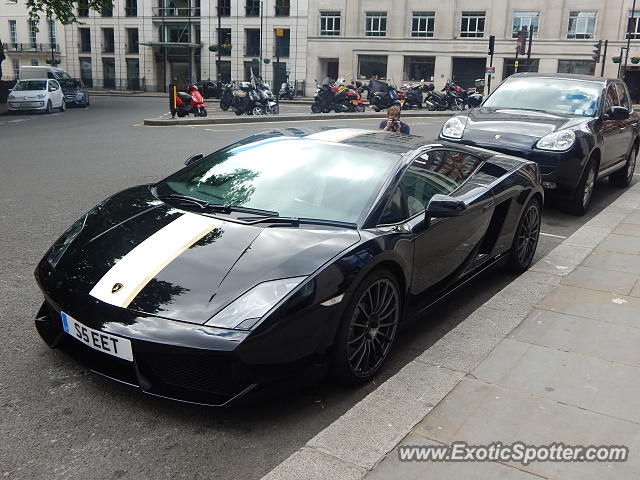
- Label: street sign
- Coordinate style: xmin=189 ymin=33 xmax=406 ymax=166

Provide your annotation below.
xmin=275 ymin=29 xmax=285 ymax=37
xmin=486 ymin=67 xmax=496 ymax=74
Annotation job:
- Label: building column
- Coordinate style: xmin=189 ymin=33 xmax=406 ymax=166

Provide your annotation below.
xmin=434 ymin=55 xmax=452 ymax=89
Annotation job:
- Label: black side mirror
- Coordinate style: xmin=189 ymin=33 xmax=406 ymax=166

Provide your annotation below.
xmin=426 ymin=194 xmax=467 ymax=217
xmin=604 ymin=106 xmax=630 ymax=121
xmin=185 ymin=152 xmax=204 ymax=165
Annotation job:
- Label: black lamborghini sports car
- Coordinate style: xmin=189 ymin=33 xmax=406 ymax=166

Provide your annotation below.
xmin=34 ymin=128 xmax=543 ymax=406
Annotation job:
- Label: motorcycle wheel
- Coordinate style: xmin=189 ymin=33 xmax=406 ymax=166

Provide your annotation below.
xmin=355 ymin=105 xmax=365 ymax=113
xmin=372 ymin=106 xmax=380 ymax=112
xmin=234 ymin=109 xmax=243 ymax=116
xmin=272 ymin=105 xmax=280 ymax=115
xmin=200 ymin=108 xmax=208 ymax=117
xmin=311 ymin=104 xmax=321 ymax=113
xmin=177 ymin=111 xmax=186 ymax=117
xmin=220 ymin=102 xmax=229 ymax=111
xmin=252 ymin=105 xmax=265 ymax=116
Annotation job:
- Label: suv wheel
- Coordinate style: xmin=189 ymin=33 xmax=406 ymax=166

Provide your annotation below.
xmin=567 ymin=158 xmax=597 ymax=216
xmin=609 ymin=146 xmax=637 ymax=188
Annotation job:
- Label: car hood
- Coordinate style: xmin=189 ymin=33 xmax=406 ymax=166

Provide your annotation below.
xmin=460 ymin=107 xmax=586 ymax=149
xmin=51 ymin=186 xmax=360 ymax=325
xmin=10 ymin=90 xmax=47 ymax=99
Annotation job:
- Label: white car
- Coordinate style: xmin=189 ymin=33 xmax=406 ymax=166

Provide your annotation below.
xmin=7 ymin=79 xmax=66 ymax=114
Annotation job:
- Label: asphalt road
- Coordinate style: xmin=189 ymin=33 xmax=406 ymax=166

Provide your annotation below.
xmin=1 ymin=96 xmax=637 ymax=480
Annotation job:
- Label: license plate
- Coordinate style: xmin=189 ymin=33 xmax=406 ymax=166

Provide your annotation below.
xmin=19 ymin=103 xmax=30 ymax=107
xmin=61 ymin=312 xmax=133 ymax=361
xmin=352 ymin=100 xmax=359 ymax=105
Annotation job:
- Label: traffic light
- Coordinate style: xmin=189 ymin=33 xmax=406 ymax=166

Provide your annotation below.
xmin=488 ymin=35 xmax=495 ymax=56
xmin=592 ymin=40 xmax=602 ymax=63
xmin=516 ymin=29 xmax=527 ymax=55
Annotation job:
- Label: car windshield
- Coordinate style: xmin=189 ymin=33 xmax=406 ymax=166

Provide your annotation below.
xmin=155 ymin=137 xmax=398 ymax=224
xmin=14 ymin=80 xmax=47 ymax=91
xmin=59 ymin=79 xmax=82 ymax=88
xmin=483 ymin=77 xmax=602 ymax=117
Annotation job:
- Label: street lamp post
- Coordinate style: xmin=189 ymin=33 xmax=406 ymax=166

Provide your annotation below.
xmin=623 ymin=0 xmax=637 ymax=79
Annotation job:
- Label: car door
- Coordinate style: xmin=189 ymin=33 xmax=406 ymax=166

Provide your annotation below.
xmin=49 ymin=80 xmax=62 ymax=107
xmin=615 ymin=82 xmax=635 ymax=160
xmin=378 ymin=149 xmax=494 ymax=310
xmin=601 ymin=83 xmax=626 ymax=168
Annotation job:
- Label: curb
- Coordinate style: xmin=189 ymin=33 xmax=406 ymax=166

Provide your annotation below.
xmin=261 ymin=180 xmax=640 ymax=480
xmin=143 ymin=111 xmax=451 ymax=126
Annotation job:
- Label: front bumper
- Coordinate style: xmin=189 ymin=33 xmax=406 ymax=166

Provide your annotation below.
xmin=64 ymin=94 xmax=86 ymax=104
xmin=35 ymin=297 xmax=258 ymax=406
xmin=7 ymin=101 xmax=45 ymax=111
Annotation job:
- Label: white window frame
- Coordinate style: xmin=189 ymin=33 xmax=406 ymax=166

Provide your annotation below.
xmin=460 ymin=11 xmax=485 ymax=38
xmin=12 ymin=59 xmax=20 ymax=79
xmin=9 ymin=20 xmax=17 ymax=45
xmin=627 ymin=10 xmax=640 ymax=39
xmin=411 ymin=11 xmax=435 ymax=38
xmin=567 ymin=11 xmax=597 ymax=39
xmin=319 ymin=11 xmax=341 ymax=36
xmin=365 ymin=12 xmax=387 ymax=37
xmin=512 ymin=11 xmax=539 ymax=38
xmin=48 ymin=20 xmax=57 ymax=45
xmin=28 ymin=20 xmax=38 ymax=47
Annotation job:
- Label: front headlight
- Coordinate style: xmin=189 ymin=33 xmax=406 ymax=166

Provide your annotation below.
xmin=536 ymin=129 xmax=575 ymax=151
xmin=205 ymin=276 xmax=307 ymax=329
xmin=46 ymin=214 xmax=87 ymax=268
xmin=441 ymin=116 xmax=468 ymax=139
xmin=8 ymin=94 xmax=15 ymax=100
xmin=36 ymin=93 xmax=46 ymax=99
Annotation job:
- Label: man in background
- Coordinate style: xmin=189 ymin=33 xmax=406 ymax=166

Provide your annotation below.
xmin=379 ymin=105 xmax=411 ymax=134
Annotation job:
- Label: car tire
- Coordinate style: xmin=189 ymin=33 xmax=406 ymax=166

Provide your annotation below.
xmin=567 ymin=157 xmax=598 ymax=216
xmin=59 ymin=101 xmax=66 ymax=112
xmin=506 ymin=197 xmax=542 ymax=273
xmin=609 ymin=145 xmax=637 ymax=189
xmin=331 ymin=268 xmax=401 ymax=385
xmin=45 ymin=100 xmax=52 ymax=114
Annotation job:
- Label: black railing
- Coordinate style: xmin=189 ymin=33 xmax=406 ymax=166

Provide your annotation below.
xmin=5 ymin=43 xmax=61 ymax=53
xmin=152 ymin=7 xmax=200 ymax=17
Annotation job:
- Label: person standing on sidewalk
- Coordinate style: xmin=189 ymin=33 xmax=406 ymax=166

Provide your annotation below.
xmin=379 ymin=105 xmax=411 ymax=134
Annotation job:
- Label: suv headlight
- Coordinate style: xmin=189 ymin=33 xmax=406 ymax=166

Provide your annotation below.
xmin=536 ymin=129 xmax=575 ymax=151
xmin=441 ymin=116 xmax=468 ymax=139
xmin=205 ymin=277 xmax=307 ymax=329
xmin=36 ymin=93 xmax=46 ymax=99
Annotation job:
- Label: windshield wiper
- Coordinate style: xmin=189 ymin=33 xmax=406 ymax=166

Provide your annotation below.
xmin=237 ymin=215 xmax=358 ymax=229
xmin=159 ymin=194 xmax=278 ymax=216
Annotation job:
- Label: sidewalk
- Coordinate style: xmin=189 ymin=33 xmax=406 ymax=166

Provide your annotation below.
xmin=263 ymin=180 xmax=640 ymax=480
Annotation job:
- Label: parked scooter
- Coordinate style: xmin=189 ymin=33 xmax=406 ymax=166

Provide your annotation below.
xmin=279 ymin=81 xmax=295 ymax=100
xmin=368 ymin=79 xmax=401 ymax=112
xmin=219 ymin=82 xmax=234 ymax=111
xmin=231 ymin=81 xmax=265 ymax=116
xmin=332 ymin=79 xmax=365 ymax=113
xmin=255 ymin=80 xmax=279 ymax=114
xmin=175 ymin=85 xmax=207 ymax=117
xmin=311 ymin=80 xmax=335 ymax=113
xmin=423 ymin=82 xmax=463 ymax=111
xmin=400 ymin=82 xmax=425 ymax=109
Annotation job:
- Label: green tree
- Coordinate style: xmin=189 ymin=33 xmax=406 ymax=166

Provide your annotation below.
xmin=25 ymin=0 xmax=114 ymax=25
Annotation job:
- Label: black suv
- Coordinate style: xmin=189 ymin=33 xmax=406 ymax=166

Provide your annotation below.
xmin=439 ymin=73 xmax=638 ymax=215
xmin=59 ymin=78 xmax=90 ymax=108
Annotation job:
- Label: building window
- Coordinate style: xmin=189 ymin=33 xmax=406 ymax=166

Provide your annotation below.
xmin=126 ymin=58 xmax=140 ymax=90
xmin=275 ymin=0 xmax=290 ymax=17
xmin=358 ymin=55 xmax=387 ymax=79
xmin=411 ymin=12 xmax=435 ymax=38
xmin=217 ymin=60 xmax=231 ymax=82
xmin=12 ymin=59 xmax=20 ymax=79
xmin=404 ymin=56 xmax=435 ymax=81
xmin=102 ymin=57 xmax=116 ymax=89
xmin=365 ymin=12 xmax=387 ymax=36
xmin=274 ymin=28 xmax=290 ymax=57
xmin=48 ymin=20 xmax=57 ymax=48
xmin=126 ymin=28 xmax=139 ymax=53
xmin=79 ymin=28 xmax=91 ymax=52
xmin=567 ymin=11 xmax=596 ymax=39
xmin=558 ymin=59 xmax=596 ymax=75
xmin=218 ymin=0 xmax=231 ymax=16
xmin=503 ymin=58 xmax=539 ymax=78
xmin=102 ymin=28 xmax=115 ymax=53
xmin=101 ymin=5 xmax=113 ymax=17
xmin=164 ymin=24 xmax=190 ymax=43
xmin=245 ymin=28 xmax=260 ymax=56
xmin=460 ymin=11 xmax=485 ymax=38
xmin=79 ymin=57 xmax=93 ymax=87
xmin=218 ymin=28 xmax=232 ymax=55
xmin=320 ymin=11 xmax=341 ymax=36
xmin=246 ymin=0 xmax=260 ymax=16
xmin=512 ymin=11 xmax=539 ymax=38
xmin=31 ymin=59 xmax=39 ymax=66
xmin=78 ymin=0 xmax=89 ymax=17
xmin=9 ymin=20 xmax=17 ymax=47
xmin=28 ymin=20 xmax=37 ymax=48
xmin=627 ymin=11 xmax=640 ymax=39
xmin=126 ymin=0 xmax=137 ymax=17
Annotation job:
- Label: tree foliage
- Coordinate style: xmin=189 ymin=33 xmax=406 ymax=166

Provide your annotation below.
xmin=25 ymin=0 xmax=114 ymax=26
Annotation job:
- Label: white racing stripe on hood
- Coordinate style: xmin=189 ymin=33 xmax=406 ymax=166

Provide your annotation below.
xmin=305 ymin=129 xmax=373 ymax=143
xmin=89 ymin=212 xmax=221 ymax=308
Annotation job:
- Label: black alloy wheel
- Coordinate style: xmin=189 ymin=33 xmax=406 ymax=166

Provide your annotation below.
xmin=609 ymin=146 xmax=637 ymax=188
xmin=567 ymin=158 xmax=597 ymax=216
xmin=507 ymin=198 xmax=541 ymax=273
xmin=332 ymin=269 xmax=400 ymax=384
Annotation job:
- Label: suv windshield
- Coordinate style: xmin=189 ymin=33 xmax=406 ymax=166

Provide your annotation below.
xmin=59 ymin=79 xmax=82 ymax=89
xmin=14 ymin=80 xmax=47 ymax=91
xmin=155 ymin=137 xmax=397 ymax=224
xmin=483 ymin=77 xmax=602 ymax=117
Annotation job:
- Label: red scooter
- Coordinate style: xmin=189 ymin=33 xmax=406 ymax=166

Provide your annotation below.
xmin=175 ymin=85 xmax=208 ymax=117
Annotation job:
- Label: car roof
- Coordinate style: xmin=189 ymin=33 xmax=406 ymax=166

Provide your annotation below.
xmin=509 ymin=72 xmax=613 ymax=84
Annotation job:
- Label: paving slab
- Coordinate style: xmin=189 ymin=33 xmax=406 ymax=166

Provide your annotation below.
xmin=510 ymin=309 xmax=640 ymax=366
xmin=612 ymin=223 xmax=640 ymax=236
xmin=471 ymin=339 xmax=640 ymax=423
xmin=481 ymin=271 xmax=561 ymax=316
xmin=527 ymin=245 xmax=592 ymax=277
xmin=559 ymin=265 xmax=639 ymax=295
xmin=582 ymin=249 xmax=640 ymax=275
xmin=537 ymin=284 xmax=640 ymax=328
xmin=414 ymin=379 xmax=640 ymax=480
xmin=597 ymin=233 xmax=640 ymax=255
xmin=368 ymin=434 xmax=541 ymax=480
xmin=623 ymin=210 xmax=640 ymax=225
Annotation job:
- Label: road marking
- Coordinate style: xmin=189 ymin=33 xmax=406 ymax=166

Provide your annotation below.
xmin=540 ymin=232 xmax=568 ymax=239
xmin=634 ymin=172 xmax=640 ymax=176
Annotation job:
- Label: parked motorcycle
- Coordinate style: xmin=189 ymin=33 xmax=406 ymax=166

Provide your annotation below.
xmin=279 ymin=82 xmax=295 ymax=100
xmin=231 ymin=81 xmax=265 ymax=116
xmin=311 ymin=81 xmax=335 ymax=113
xmin=460 ymin=85 xmax=484 ymax=109
xmin=255 ymin=80 xmax=279 ymax=114
xmin=332 ymin=80 xmax=365 ymax=113
xmin=175 ymin=85 xmax=207 ymax=117
xmin=219 ymin=82 xmax=234 ymax=111
xmin=368 ymin=79 xmax=401 ymax=112
xmin=400 ymin=82 xmax=425 ymax=109
xmin=423 ymin=82 xmax=463 ymax=111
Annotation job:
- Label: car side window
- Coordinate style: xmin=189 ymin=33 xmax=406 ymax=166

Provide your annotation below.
xmin=605 ymin=85 xmax=620 ymax=111
xmin=616 ymin=83 xmax=631 ymax=110
xmin=50 ymin=80 xmax=59 ymax=91
xmin=379 ymin=150 xmax=483 ymax=224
